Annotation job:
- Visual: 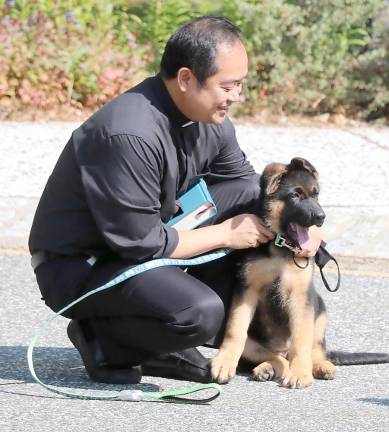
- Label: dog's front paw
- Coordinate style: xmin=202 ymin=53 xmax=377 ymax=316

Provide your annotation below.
xmin=281 ymin=368 xmax=313 ymax=389
xmin=252 ymin=362 xmax=275 ymax=381
xmin=313 ymin=360 xmax=336 ymax=380
xmin=211 ymin=351 xmax=239 ymax=384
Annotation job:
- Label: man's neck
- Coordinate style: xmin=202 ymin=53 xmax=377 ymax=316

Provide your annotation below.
xmin=163 ymin=78 xmax=192 ymax=122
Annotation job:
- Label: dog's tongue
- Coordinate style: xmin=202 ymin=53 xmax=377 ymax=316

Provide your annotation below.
xmin=287 ymin=223 xmax=310 ymax=249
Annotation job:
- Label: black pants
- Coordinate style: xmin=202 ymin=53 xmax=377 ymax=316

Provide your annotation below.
xmin=35 ymin=177 xmax=260 ymax=366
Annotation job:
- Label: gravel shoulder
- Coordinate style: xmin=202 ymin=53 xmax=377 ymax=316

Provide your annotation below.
xmin=1 ymin=121 xmax=389 ymax=261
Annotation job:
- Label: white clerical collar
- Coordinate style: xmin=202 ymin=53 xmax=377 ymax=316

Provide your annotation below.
xmin=181 ymin=121 xmax=195 ymax=128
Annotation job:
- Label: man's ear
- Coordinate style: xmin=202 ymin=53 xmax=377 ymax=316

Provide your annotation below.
xmin=177 ymin=68 xmax=193 ymax=92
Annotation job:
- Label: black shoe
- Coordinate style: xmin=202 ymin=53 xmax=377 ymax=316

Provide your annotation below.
xmin=141 ymin=347 xmax=213 ymax=383
xmin=67 ymin=320 xmax=142 ymax=385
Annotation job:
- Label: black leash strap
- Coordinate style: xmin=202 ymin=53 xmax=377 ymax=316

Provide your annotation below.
xmin=315 ymin=241 xmax=341 ymax=292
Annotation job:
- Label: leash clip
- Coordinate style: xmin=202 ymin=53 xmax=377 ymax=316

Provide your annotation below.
xmin=274 ymin=233 xmax=301 ymax=254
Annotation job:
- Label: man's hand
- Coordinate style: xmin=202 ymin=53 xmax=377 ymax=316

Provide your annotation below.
xmin=294 ymin=225 xmax=322 ymax=258
xmin=220 ymin=213 xmax=275 ymax=250
xmin=170 ymin=213 xmax=274 ymax=259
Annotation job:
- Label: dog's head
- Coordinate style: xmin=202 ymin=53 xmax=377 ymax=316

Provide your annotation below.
xmin=259 ymin=157 xmax=325 ymax=249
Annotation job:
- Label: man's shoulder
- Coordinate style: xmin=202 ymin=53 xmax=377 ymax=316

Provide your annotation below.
xmin=110 ymin=91 xmax=157 ymax=139
xmin=81 ymin=77 xmax=165 ymax=142
xmin=199 ymin=116 xmax=236 ymax=142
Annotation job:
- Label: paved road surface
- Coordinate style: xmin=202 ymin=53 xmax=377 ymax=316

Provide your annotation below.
xmin=1 ymin=121 xmax=389 ymax=430
xmin=1 ymin=253 xmax=388 ymax=432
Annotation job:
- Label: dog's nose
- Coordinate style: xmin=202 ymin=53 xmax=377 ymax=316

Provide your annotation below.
xmin=313 ymin=211 xmax=326 ymax=226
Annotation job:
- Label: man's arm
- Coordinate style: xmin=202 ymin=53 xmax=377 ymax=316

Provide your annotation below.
xmin=206 ymin=117 xmax=256 ymax=184
xmin=170 ymin=218 xmax=321 ymax=260
xmin=80 ymin=134 xmax=178 ymax=262
xmin=169 ymin=213 xmax=274 ymax=258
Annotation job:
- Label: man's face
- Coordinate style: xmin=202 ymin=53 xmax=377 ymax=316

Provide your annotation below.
xmin=180 ymin=41 xmax=248 ymax=124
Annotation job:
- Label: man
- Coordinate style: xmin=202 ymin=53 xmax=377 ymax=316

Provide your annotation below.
xmin=29 ymin=16 xmax=321 ymax=384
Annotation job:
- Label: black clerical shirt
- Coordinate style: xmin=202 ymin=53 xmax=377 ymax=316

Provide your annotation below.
xmin=29 ymin=75 xmax=256 ymax=263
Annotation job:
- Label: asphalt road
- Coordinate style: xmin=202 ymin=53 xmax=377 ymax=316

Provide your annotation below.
xmin=1 ymin=253 xmax=388 ymax=432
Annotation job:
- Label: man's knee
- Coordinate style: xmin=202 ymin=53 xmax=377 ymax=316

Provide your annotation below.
xmin=235 ymin=177 xmax=261 ymax=206
xmin=168 ymin=295 xmax=225 ymax=345
xmin=208 ymin=176 xmax=261 ymax=222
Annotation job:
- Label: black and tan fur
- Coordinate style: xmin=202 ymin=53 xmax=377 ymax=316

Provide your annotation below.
xmin=211 ymin=157 xmax=389 ymax=389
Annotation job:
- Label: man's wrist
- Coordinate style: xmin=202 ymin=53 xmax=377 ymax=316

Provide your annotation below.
xmin=212 ymin=223 xmax=230 ymax=249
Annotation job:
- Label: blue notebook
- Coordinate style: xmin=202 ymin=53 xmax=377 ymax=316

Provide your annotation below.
xmin=168 ymin=179 xmax=217 ymax=230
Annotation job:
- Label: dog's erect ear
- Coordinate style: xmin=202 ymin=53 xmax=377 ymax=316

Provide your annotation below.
xmin=261 ymin=163 xmax=287 ymax=195
xmin=288 ymin=157 xmax=318 ymax=179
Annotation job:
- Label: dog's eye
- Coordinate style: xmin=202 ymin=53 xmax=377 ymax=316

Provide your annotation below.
xmin=290 ymin=191 xmax=301 ymax=199
xmin=290 ymin=188 xmax=304 ymax=199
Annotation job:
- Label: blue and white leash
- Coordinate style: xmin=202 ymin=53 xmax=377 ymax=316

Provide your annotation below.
xmin=28 ymin=248 xmax=232 ymax=402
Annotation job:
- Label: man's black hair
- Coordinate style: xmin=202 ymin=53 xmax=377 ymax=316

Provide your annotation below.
xmin=160 ymin=15 xmax=242 ymax=86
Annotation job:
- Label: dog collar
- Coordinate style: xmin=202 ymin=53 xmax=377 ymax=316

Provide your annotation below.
xmin=274 ymin=233 xmax=301 ymax=254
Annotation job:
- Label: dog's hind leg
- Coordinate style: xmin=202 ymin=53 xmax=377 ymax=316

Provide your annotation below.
xmin=312 ymin=311 xmax=336 ymax=380
xmin=242 ymin=337 xmax=290 ymax=382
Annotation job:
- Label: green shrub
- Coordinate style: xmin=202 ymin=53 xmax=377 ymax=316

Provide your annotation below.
xmin=133 ymin=0 xmax=388 ymax=120
xmin=0 ymin=0 xmax=146 ymax=118
xmin=198 ymin=0 xmax=388 ymax=119
xmin=131 ymin=0 xmax=201 ymax=72
xmin=1 ymin=0 xmax=388 ymax=121
xmin=349 ymin=9 xmax=389 ymax=120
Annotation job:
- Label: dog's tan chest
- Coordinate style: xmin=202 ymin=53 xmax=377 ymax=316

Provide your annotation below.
xmin=279 ymin=260 xmax=313 ymax=297
xmin=243 ymin=256 xmax=313 ymax=300
xmin=244 ymin=257 xmax=282 ymax=295
xmin=243 ymin=256 xmax=314 ymax=353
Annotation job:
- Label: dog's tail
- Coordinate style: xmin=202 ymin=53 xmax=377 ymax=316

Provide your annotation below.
xmin=327 ymin=350 xmax=389 ymax=365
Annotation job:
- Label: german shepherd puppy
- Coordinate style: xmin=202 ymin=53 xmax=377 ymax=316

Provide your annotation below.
xmin=211 ymin=157 xmax=388 ymax=389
